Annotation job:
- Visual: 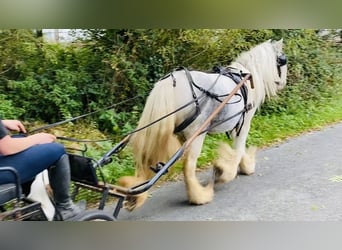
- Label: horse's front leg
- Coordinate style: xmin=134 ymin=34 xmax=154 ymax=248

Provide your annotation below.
xmin=233 ymin=117 xmax=257 ymax=175
xmin=183 ymin=134 xmax=214 ymax=205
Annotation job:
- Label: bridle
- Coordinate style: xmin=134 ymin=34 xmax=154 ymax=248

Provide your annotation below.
xmin=277 ymin=53 xmax=287 ymax=77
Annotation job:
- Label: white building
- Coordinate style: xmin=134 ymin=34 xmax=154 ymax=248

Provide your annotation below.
xmin=42 ymin=29 xmax=85 ymax=43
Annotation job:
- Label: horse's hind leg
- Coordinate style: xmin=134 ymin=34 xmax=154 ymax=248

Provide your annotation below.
xmin=240 ymin=146 xmax=257 ymax=175
xmin=183 ymin=134 xmax=214 ymax=205
xmin=233 ymin=119 xmax=257 ymax=175
xmin=213 ymin=142 xmax=239 ymax=183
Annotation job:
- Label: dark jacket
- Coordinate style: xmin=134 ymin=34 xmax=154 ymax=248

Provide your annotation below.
xmin=0 ymin=120 xmax=9 ymax=139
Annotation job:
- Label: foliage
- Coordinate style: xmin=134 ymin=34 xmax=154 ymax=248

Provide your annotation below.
xmin=0 ymin=93 xmax=25 ymax=118
xmin=1 ymin=29 xmax=339 ymax=126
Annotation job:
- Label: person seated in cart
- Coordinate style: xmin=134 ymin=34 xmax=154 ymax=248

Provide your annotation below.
xmin=0 ymin=118 xmax=85 ymax=220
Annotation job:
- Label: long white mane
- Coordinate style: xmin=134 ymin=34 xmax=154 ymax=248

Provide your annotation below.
xmin=231 ymin=39 xmax=287 ymax=106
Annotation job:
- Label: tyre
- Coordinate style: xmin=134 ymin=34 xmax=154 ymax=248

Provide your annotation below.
xmin=69 ymin=210 xmax=116 ymax=221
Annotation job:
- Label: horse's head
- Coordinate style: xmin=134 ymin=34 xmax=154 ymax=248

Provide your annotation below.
xmin=233 ymin=38 xmax=288 ymax=101
xmin=272 ymin=39 xmax=288 ymax=90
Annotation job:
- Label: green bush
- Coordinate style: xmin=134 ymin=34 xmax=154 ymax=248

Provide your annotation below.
xmin=1 ymin=29 xmax=340 ymax=136
xmin=0 ymin=94 xmax=25 ymax=118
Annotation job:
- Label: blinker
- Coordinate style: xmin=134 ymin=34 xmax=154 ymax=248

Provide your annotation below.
xmin=277 ymin=54 xmax=287 ymax=67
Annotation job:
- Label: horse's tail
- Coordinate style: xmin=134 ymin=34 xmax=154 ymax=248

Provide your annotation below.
xmin=118 ymin=76 xmax=182 ymax=210
xmin=130 ymin=77 xmax=182 ymax=180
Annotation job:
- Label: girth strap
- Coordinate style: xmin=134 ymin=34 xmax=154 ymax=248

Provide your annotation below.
xmin=174 ymin=105 xmax=200 ymax=133
xmin=212 ymin=66 xmax=253 ymax=136
xmin=174 ymin=67 xmax=201 ymax=133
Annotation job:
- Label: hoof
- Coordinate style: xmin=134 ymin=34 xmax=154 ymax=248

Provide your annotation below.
xmin=187 ymin=182 xmax=214 ymax=205
xmin=213 ymin=143 xmax=238 ymax=183
xmin=213 ymin=162 xmax=237 ymax=184
xmin=118 ymin=176 xmax=149 ymax=211
xmin=123 ymin=192 xmax=148 ymax=211
xmin=239 ymin=146 xmax=257 ymax=175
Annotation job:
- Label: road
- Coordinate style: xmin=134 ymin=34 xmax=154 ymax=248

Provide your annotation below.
xmin=114 ymin=122 xmax=342 ymax=221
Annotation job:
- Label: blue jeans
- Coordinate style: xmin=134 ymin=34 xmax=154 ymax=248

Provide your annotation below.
xmin=0 ymin=142 xmax=66 ymax=184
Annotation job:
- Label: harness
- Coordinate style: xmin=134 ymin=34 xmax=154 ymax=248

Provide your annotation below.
xmin=211 ymin=66 xmax=253 ymax=136
xmin=173 ymin=66 xmax=253 ymax=136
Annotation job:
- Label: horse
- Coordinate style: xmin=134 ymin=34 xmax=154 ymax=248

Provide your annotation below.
xmin=118 ymin=39 xmax=288 ymax=211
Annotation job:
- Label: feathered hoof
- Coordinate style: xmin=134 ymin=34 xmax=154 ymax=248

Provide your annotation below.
xmin=123 ymin=193 xmax=148 ymax=211
xmin=239 ymin=146 xmax=257 ymax=175
xmin=213 ymin=165 xmax=224 ymax=183
xmin=213 ymin=161 xmax=237 ymax=184
xmin=118 ymin=176 xmax=149 ymax=211
xmin=213 ymin=143 xmax=238 ymax=183
xmin=187 ymin=182 xmax=214 ymax=205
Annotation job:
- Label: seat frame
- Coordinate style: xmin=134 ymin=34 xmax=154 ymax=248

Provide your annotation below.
xmin=0 ymin=167 xmax=47 ymax=221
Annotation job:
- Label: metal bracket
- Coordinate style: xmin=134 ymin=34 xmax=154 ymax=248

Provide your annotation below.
xmin=150 ymin=162 xmax=167 ymax=174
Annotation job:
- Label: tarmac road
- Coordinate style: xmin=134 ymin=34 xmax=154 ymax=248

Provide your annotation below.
xmin=114 ymin=122 xmax=342 ymax=221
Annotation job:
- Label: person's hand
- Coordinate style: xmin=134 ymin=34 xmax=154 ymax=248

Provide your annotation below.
xmin=2 ymin=120 xmax=27 ymax=133
xmin=28 ymin=133 xmax=56 ymax=144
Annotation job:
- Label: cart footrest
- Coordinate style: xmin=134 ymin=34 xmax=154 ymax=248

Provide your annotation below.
xmin=0 ymin=198 xmax=46 ymax=221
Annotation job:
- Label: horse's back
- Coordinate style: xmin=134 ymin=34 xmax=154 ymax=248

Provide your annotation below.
xmin=170 ymin=69 xmax=246 ymax=134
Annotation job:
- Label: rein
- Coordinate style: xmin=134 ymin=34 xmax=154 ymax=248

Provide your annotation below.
xmin=26 ymin=95 xmax=141 ymax=142
xmin=123 ymin=95 xmax=205 ymax=137
xmin=28 ymin=65 xmax=255 ymax=144
xmin=122 ymin=66 xmax=217 ymax=136
xmin=108 ymin=67 xmax=222 ymax=137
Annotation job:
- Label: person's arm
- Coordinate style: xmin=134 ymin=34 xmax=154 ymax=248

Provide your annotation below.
xmin=0 ymin=119 xmax=56 ymax=156
xmin=0 ymin=133 xmax=57 ymax=156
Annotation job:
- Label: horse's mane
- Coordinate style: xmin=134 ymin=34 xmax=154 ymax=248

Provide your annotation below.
xmin=233 ymin=40 xmax=282 ymax=105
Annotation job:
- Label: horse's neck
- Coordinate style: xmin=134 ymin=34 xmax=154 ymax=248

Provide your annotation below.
xmin=229 ymin=62 xmax=250 ymax=74
xmin=229 ymin=61 xmax=264 ymax=107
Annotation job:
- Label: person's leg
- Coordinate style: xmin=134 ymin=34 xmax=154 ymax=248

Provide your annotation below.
xmin=21 ymin=180 xmax=34 ymax=196
xmin=0 ymin=142 xmax=85 ymax=220
xmin=0 ymin=143 xmax=65 ymax=184
xmin=48 ymin=153 xmax=86 ymax=220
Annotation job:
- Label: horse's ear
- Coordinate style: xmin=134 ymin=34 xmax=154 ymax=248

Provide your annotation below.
xmin=273 ymin=38 xmax=283 ymax=51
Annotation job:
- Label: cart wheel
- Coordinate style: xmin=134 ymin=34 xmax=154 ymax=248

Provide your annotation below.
xmin=69 ymin=210 xmax=116 ymax=221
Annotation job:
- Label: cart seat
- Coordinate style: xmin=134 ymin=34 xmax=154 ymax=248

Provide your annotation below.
xmin=0 ymin=167 xmax=22 ymax=206
xmin=0 ymin=183 xmax=18 ymax=205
